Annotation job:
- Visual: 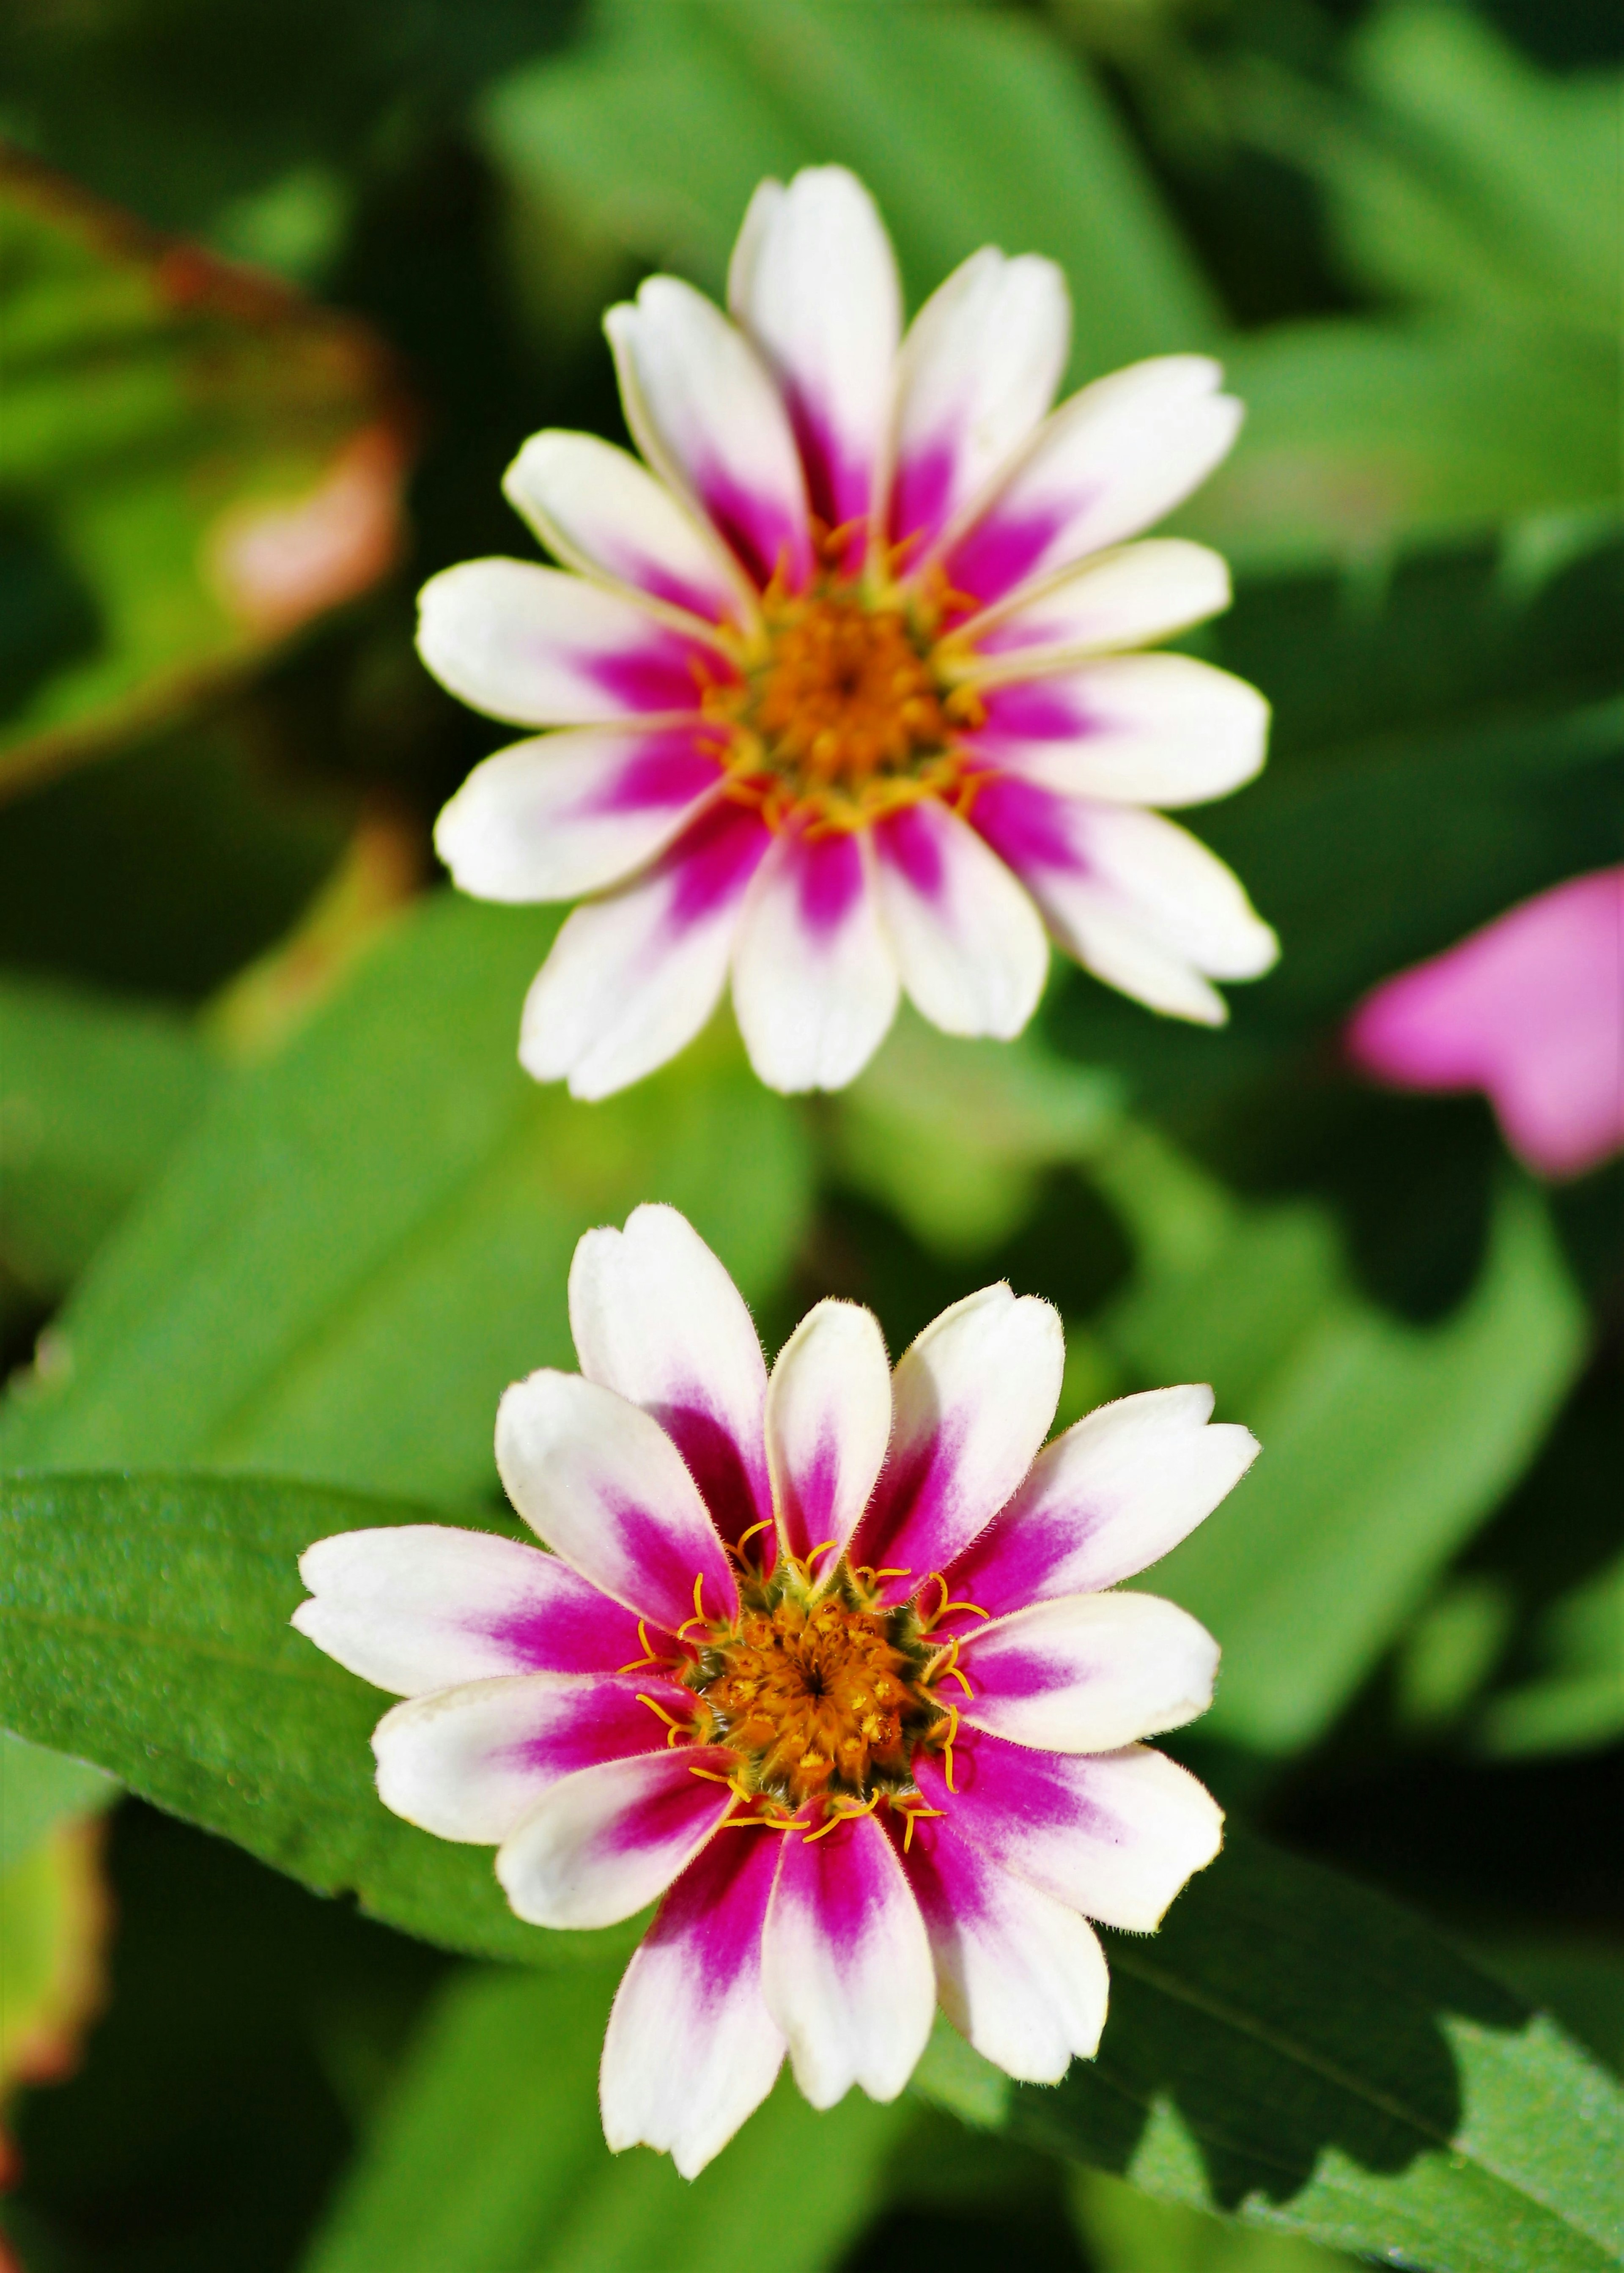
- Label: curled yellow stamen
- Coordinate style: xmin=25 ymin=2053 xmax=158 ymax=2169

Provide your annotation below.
xmin=802 ymin=1790 xmax=882 ymax=1845
xmin=616 ymin=1618 xmax=661 ymax=1674
xmin=635 ymin=1693 xmax=687 ymax=1748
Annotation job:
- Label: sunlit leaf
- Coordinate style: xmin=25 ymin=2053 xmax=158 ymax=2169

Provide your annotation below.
xmin=0 ymin=1730 xmax=116 ymax=1875
xmin=481 ymin=0 xmax=1218 ymax=381
xmin=0 ymin=152 xmax=408 ymax=797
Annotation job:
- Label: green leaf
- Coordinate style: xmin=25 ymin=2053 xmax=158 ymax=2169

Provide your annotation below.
xmin=0 ymin=972 xmax=215 ymax=1297
xmin=1474 ymin=1551 xmax=1624 ymax=1760
xmin=1177 ymin=320 xmax=1621 ymax=577
xmin=299 ymin=1961 xmax=908 ymax=2273
xmin=481 ymin=0 xmax=1219 ymax=384
xmin=0 ymin=1469 xmax=631 ymax=1966
xmin=0 ymin=152 xmax=404 ymax=796
xmin=0 ymin=1728 xmax=116 ymax=1873
xmin=1092 ymin=1133 xmax=1586 ymax=1751
xmin=1070 ymin=2165 xmax=1356 ymax=2273
xmin=919 ymin=1829 xmax=1624 ymax=2273
xmin=0 ymin=891 xmax=812 ymax=1497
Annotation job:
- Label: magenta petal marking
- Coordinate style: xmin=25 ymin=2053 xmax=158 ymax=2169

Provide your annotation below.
xmin=944 ymin=499 xmax=1077 ymax=611
xmin=974 ymin=679 xmax=1094 ymax=744
xmin=612 ymin=1500 xmax=738 ymax=1629
xmin=697 ymin=464 xmax=812 ymax=592
xmin=1347 ymin=866 xmax=1624 ymax=1181
xmin=853 ymin=1413 xmax=967 ymax=1588
xmin=508 ymin=1676 xmax=691 ymax=1779
xmin=782 ymin=384 xmax=868 ymax=540
xmin=873 ymin=803 xmax=946 ymax=900
xmin=600 ymin=1746 xmax=735 ymax=1864
xmin=664 ymin=800 xmax=774 ymax=931
xmin=889 ymin=438 xmax=955 ymax=556
xmin=936 ymin=1503 xmax=1097 ymax=1631
xmin=912 ymin=1726 xmax=1110 ymax=1845
xmin=582 ymin=626 xmax=729 ymax=716
xmin=621 ymin=556 xmax=731 ymax=624
xmin=794 ymin=827 xmax=866 ymax=943
xmin=650 ymin=1386 xmax=773 ymax=1560
xmin=774 ymin=1806 xmax=895 ymax=1949
xmin=967 ymin=774 xmax=1084 ymax=883
xmin=477 ymin=1565 xmax=669 ymax=1676
xmin=575 ymin=730 xmax=724 ymax=822
xmin=642 ymin=1807 xmax=780 ymax=2004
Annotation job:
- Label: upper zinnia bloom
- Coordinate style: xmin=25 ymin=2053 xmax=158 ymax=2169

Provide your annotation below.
xmin=1347 ymin=866 xmax=1624 ymax=1180
xmin=294 ymin=1204 xmax=1252 ymax=2174
xmin=423 ymin=167 xmax=1277 ymax=1099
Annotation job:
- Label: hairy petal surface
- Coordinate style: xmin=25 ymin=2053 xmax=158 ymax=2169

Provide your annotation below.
xmin=960 ymin=1591 xmax=1220 ymax=1752
xmin=940 ymin=356 xmax=1241 ymax=611
xmin=503 ymin=429 xmax=749 ymax=628
xmin=417 ymin=559 xmax=727 ymax=726
xmin=519 ymin=800 xmax=771 ymax=1100
xmin=889 ymin=247 xmax=1070 ymax=555
xmin=872 ymin=800 xmax=1048 ymax=1041
xmin=601 ymin=1827 xmax=785 ymax=2178
xmin=853 ymin=1284 xmax=1064 ymax=1594
xmin=433 ymin=725 xmax=721 ymax=905
xmin=568 ymin=1203 xmax=771 ymax=1552
xmin=729 ymin=167 xmax=901 ymax=538
xmin=372 ymin=1672 xmax=688 ymax=1843
xmin=606 ymin=277 xmax=813 ymax=591
xmin=762 ymin=1810 xmax=935 ymax=2107
xmin=496 ymin=1745 xmax=738 ymax=1929
xmin=971 ymin=655 xmax=1270 ymax=809
xmin=766 ymin=1298 xmax=893 ymax=1564
xmin=895 ymin=1808 xmax=1108 ymax=2080
xmin=915 ymin=1732 xmax=1223 ymax=1931
xmin=293 ymin=1524 xmax=657 ymax=1693
xmin=495 ymin=1369 xmax=738 ymax=1634
xmin=941 ymin=1387 xmax=1259 ymax=1623
xmin=731 ymin=827 xmax=900 ymax=1093
xmin=959 ymin=540 xmax=1231 ymax=670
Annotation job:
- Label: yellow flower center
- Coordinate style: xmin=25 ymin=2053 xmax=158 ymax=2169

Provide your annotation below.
xmin=686 ymin=1579 xmax=941 ymax=1809
xmin=704 ymin=561 xmax=987 ymax=834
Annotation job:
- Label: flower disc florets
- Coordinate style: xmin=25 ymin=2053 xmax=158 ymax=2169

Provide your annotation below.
xmin=686 ymin=1560 xmax=943 ymax=1807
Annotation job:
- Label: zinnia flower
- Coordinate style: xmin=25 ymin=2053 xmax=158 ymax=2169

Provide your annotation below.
xmin=1347 ymin=866 xmax=1624 ymax=1180
xmin=294 ymin=1204 xmax=1251 ymax=2174
xmin=423 ymin=167 xmax=1277 ymax=1099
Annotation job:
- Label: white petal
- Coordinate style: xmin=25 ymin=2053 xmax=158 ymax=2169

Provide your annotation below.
xmin=496 ymin=1746 xmax=735 ymax=1929
xmin=916 ymin=1732 xmax=1223 ymax=1932
xmin=569 ymin=1202 xmax=770 ymax=1552
xmin=728 ymin=167 xmax=901 ymax=533
xmin=1064 ymin=803 xmax=1279 ymax=978
xmin=503 ymin=429 xmax=749 ymax=627
xmin=766 ymin=1298 xmax=893 ymax=1564
xmin=889 ymin=248 xmax=1070 ymax=554
xmin=433 ymin=725 xmax=722 ymax=905
xmin=519 ymin=801 xmax=771 ymax=1100
xmin=494 ymin=1368 xmax=737 ymax=1636
xmin=900 ymin=1814 xmax=1108 ymax=2080
xmin=761 ymin=1811 xmax=935 ymax=2107
xmin=853 ymin=1283 xmax=1064 ymax=1593
xmin=416 ymin=559 xmax=724 ymax=727
xmin=292 ymin=1524 xmax=653 ymax=1694
xmin=600 ymin=1828 xmax=785 ymax=2178
xmin=957 ymin=540 xmax=1232 ymax=672
xmin=975 ymin=654 xmax=1269 ymax=808
xmin=938 ymin=357 xmax=1242 ymax=609
xmin=606 ymin=277 xmax=813 ymax=589
xmin=872 ymin=800 xmax=1048 ymax=1041
xmin=945 ymin=1385 xmax=1260 ymax=1612
xmin=961 ymin=1591 xmax=1220 ymax=1751
xmin=1038 ymin=881 xmax=1232 ymax=1023
xmin=371 ymin=1672 xmax=685 ymax=1843
xmin=731 ymin=827 xmax=900 ymax=1093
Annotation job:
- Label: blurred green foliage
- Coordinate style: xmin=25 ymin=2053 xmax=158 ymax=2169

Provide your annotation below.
xmin=0 ymin=0 xmax=1619 ymax=2269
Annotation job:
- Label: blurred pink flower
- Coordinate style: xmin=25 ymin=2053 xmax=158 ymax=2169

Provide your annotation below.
xmin=1347 ymin=867 xmax=1624 ymax=1179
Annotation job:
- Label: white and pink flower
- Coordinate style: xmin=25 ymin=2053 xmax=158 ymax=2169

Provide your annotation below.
xmin=423 ymin=167 xmax=1277 ymax=1099
xmin=294 ymin=1204 xmax=1251 ymax=2174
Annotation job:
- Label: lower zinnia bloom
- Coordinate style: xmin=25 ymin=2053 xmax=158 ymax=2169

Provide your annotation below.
xmin=294 ymin=1205 xmax=1252 ymax=2174
xmin=422 ymin=165 xmax=1277 ymax=1099
xmin=1347 ymin=866 xmax=1624 ymax=1181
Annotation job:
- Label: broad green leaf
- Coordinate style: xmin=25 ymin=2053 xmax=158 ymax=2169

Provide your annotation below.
xmin=0 ymin=1470 xmax=632 ymax=1966
xmin=0 ymin=972 xmax=215 ymax=1297
xmin=1177 ymin=320 xmax=1621 ymax=576
xmin=919 ymin=1830 xmax=1624 ymax=2273
xmin=0 ymin=891 xmax=812 ymax=1496
xmin=481 ymin=0 xmax=1219 ymax=382
xmin=1070 ymin=2166 xmax=1355 ymax=2273
xmin=0 ymin=1813 xmax=108 ymax=2081
xmin=300 ymin=1961 xmax=907 ymax=2273
xmin=1474 ymin=1552 xmax=1624 ymax=1760
xmin=1091 ymin=1133 xmax=1586 ymax=1750
xmin=0 ymin=1729 xmax=116 ymax=1874
xmin=0 ymin=153 xmax=405 ymax=796
xmin=1479 ymin=1944 xmax=1624 ymax=2081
